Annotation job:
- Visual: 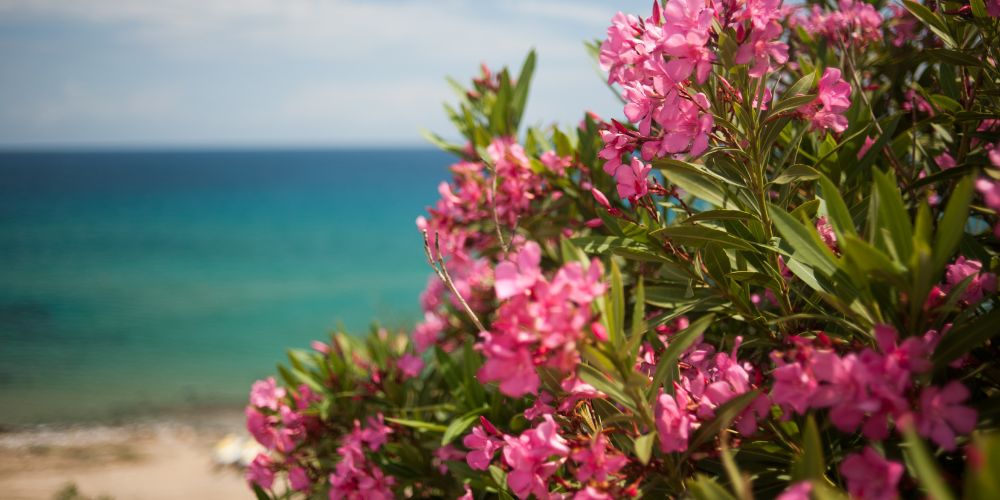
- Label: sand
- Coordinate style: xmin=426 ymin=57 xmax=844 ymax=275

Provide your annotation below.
xmin=0 ymin=412 xmax=251 ymax=500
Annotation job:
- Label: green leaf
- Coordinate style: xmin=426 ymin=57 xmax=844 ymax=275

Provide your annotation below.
xmin=902 ymin=427 xmax=955 ymax=500
xmin=925 ymin=48 xmax=981 ymax=67
xmin=872 ymin=169 xmax=914 ymax=260
xmin=610 ymin=259 xmax=625 ymax=347
xmin=442 ymin=408 xmax=486 ymax=445
xmin=651 ymin=225 xmax=756 ymax=252
xmin=933 ymin=175 xmax=974 ymax=271
xmin=510 ymin=50 xmax=536 ymax=130
xmin=769 ymin=93 xmax=818 ymax=118
xmin=769 ymin=203 xmax=838 ymax=276
xmin=655 ymin=158 xmax=741 ymax=208
xmin=902 ymin=0 xmax=956 ymax=47
xmin=570 ymin=236 xmax=647 ymax=255
xmin=932 ymin=307 xmax=1000 ymax=369
xmin=966 ymin=433 xmax=1000 ymax=499
xmin=818 ymin=174 xmax=857 ymax=239
xmin=634 ymin=432 xmax=656 ymax=465
xmin=252 ymin=484 xmax=272 ymax=500
xmin=971 ymin=0 xmax=990 ymax=18
xmin=687 ymin=475 xmax=738 ymax=500
xmin=385 ymin=417 xmax=449 ymax=433
xmin=578 ymin=363 xmax=636 ymax=413
xmin=682 ymin=209 xmax=758 ymax=224
xmin=770 ymin=164 xmax=820 ymax=185
xmin=791 ymin=415 xmax=825 ymax=482
xmin=649 ymin=315 xmax=715 ymax=400
xmin=785 ymin=71 xmax=818 ymax=99
xmin=686 ymin=391 xmax=760 ymax=453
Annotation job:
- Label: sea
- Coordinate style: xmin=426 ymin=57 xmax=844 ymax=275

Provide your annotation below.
xmin=0 ymin=148 xmax=453 ymax=424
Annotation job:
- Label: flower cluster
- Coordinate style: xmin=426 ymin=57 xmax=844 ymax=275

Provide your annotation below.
xmin=244 ymin=3 xmax=1000 ymax=498
xmin=794 ymin=0 xmax=883 ymax=47
xmin=652 ymin=336 xmax=769 ymax=452
xmin=478 ymin=241 xmax=606 ymax=397
xmin=771 ymin=326 xmax=976 ymax=450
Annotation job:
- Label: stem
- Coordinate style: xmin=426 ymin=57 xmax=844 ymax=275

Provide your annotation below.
xmin=422 ymin=230 xmax=487 ymax=333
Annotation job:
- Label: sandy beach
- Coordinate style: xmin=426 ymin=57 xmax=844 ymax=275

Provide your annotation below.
xmin=0 ymin=411 xmax=251 ymax=500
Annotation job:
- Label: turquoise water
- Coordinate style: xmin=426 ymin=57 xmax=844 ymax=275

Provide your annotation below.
xmin=0 ymin=149 xmax=451 ymax=424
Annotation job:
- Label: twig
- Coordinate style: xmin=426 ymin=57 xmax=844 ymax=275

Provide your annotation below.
xmin=488 ymin=163 xmax=510 ymax=255
xmin=421 ymin=229 xmax=487 ymax=332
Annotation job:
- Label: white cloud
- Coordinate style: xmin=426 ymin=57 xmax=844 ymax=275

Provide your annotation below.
xmin=0 ymin=0 xmax=645 ymax=146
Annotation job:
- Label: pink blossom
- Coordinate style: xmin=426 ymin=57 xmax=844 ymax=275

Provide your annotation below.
xmin=459 ymin=484 xmax=474 ymax=500
xmin=776 ymin=482 xmax=813 ymax=500
xmin=801 ymin=68 xmax=852 ymax=133
xmin=917 ymin=381 xmax=978 ymax=451
xmin=945 ymin=256 xmax=998 ymax=304
xmin=655 ymin=389 xmax=694 ymax=453
xmin=540 ymin=150 xmax=572 ymax=175
xmin=412 ymin=312 xmax=446 ymax=353
xmin=857 ymin=136 xmax=875 ymax=159
xmin=658 ymin=0 xmax=717 ymax=83
xmin=977 ymin=178 xmax=1000 ymax=211
xmin=433 ymin=445 xmax=466 ymax=474
xmin=815 ymin=216 xmax=838 ymax=253
xmin=495 ymin=241 xmax=542 ymax=300
xmin=614 ymin=156 xmax=652 ymax=200
xmin=574 ymin=486 xmax=613 ymax=500
xmin=477 ymin=333 xmax=540 ymax=397
xmin=502 ymin=415 xmax=569 ymax=499
xmin=795 ymin=0 xmax=883 ymax=46
xmin=246 ymin=453 xmax=274 ymax=490
xmin=571 ymin=433 xmax=628 ymax=483
xmin=525 ymin=392 xmax=555 ymax=420
xmin=397 ymin=354 xmax=424 ymax=378
xmin=840 ymin=447 xmax=903 ymax=500
xmin=463 ymin=424 xmax=503 ymax=470
xmin=288 ymin=466 xmax=311 ymax=492
xmin=249 ymin=377 xmax=285 ymax=410
xmin=735 ymin=21 xmax=789 ymax=78
xmin=359 ymin=413 xmax=392 ymax=451
xmin=935 ymin=152 xmax=957 ymax=170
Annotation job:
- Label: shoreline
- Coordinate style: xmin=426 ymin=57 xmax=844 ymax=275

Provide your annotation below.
xmin=0 ymin=408 xmax=251 ymax=500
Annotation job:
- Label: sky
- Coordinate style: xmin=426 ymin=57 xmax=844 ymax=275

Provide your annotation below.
xmin=0 ymin=0 xmax=649 ymax=149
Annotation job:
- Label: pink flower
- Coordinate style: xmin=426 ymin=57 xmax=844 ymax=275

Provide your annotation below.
xmin=735 ymin=21 xmax=789 ymax=78
xmin=655 ymin=389 xmax=694 ymax=453
xmin=840 ymin=447 xmax=903 ymax=500
xmin=574 ymin=486 xmax=613 ymax=500
xmin=359 ymin=413 xmax=392 ymax=451
xmin=477 ymin=333 xmax=540 ymax=397
xmin=502 ymin=415 xmax=569 ymax=499
xmin=525 ymin=392 xmax=556 ymax=420
xmin=288 ymin=466 xmax=311 ymax=492
xmin=776 ymin=482 xmax=813 ymax=500
xmin=397 ymin=354 xmax=424 ymax=378
xmin=249 ymin=377 xmax=285 ymax=410
xmin=540 ymin=150 xmax=572 ymax=175
xmin=614 ymin=156 xmax=652 ymax=200
xmin=857 ymin=136 xmax=875 ymax=159
xmin=917 ymin=381 xmax=977 ymax=451
xmin=412 ymin=311 xmax=446 ymax=353
xmin=495 ymin=241 xmax=543 ymax=300
xmin=803 ymin=68 xmax=852 ymax=133
xmin=463 ymin=424 xmax=503 ymax=470
xmin=571 ymin=433 xmax=628 ymax=483
xmin=433 ymin=445 xmax=466 ymax=474
xmin=815 ymin=216 xmax=839 ymax=253
xmin=246 ymin=453 xmax=274 ymax=490
xmin=945 ymin=256 xmax=998 ymax=304
xmin=935 ymin=152 xmax=957 ymax=170
xmin=977 ymin=178 xmax=1000 ymax=211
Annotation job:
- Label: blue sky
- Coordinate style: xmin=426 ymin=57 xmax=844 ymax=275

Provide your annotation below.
xmin=0 ymin=0 xmax=648 ymax=148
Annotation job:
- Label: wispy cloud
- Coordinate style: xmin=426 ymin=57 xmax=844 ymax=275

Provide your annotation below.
xmin=0 ymin=0 xmax=646 ymax=147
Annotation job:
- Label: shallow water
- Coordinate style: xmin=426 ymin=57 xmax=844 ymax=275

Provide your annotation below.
xmin=0 ymin=148 xmax=451 ymax=423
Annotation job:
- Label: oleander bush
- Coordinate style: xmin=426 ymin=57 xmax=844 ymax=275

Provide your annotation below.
xmin=244 ymin=1 xmax=1000 ymax=498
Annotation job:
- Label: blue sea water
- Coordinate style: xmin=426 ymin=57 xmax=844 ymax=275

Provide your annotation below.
xmin=0 ymin=149 xmax=452 ymax=424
